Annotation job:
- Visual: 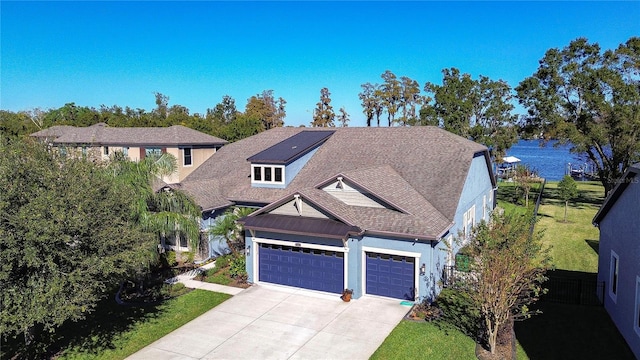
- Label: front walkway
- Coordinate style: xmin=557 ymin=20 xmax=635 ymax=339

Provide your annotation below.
xmin=128 ymin=284 xmax=410 ymax=359
xmin=165 ymin=261 xmax=244 ymax=296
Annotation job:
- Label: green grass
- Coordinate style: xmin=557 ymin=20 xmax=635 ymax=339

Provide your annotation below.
xmin=536 ymin=181 xmax=604 ymax=273
xmin=371 ymin=320 xmax=529 ymax=359
xmin=56 ymin=290 xmax=231 ymax=360
xmin=371 ymin=321 xmax=477 ymax=360
xmin=201 ymin=254 xmax=234 ymax=285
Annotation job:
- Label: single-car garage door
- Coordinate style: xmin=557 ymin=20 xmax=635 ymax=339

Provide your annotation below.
xmin=259 ymin=243 xmax=344 ymax=294
xmin=366 ymin=252 xmax=415 ymax=300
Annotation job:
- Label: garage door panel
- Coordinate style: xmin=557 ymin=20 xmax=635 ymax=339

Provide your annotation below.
xmin=366 ymin=252 xmax=415 ymax=300
xmin=259 ymin=243 xmax=344 ymax=294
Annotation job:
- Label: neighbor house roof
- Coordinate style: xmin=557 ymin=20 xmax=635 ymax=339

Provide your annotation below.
xmin=30 ymin=123 xmax=227 ymax=147
xmin=593 ymin=163 xmax=640 ymax=225
xmin=180 ymin=126 xmax=493 ymax=241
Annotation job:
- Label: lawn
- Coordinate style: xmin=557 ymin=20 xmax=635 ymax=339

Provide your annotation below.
xmin=536 ymin=181 xmax=604 ymax=273
xmin=54 ymin=289 xmax=230 ymax=360
xmin=371 ymin=320 xmax=528 ymax=360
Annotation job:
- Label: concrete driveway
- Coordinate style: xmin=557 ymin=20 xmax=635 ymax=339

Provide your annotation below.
xmin=128 ymin=284 xmax=410 ymax=360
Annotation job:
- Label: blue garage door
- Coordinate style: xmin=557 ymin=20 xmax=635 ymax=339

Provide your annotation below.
xmin=259 ymin=243 xmax=344 ymax=294
xmin=366 ymin=252 xmax=415 ymax=300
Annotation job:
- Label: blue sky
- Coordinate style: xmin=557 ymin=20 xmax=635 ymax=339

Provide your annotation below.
xmin=1 ymin=1 xmax=638 ymax=127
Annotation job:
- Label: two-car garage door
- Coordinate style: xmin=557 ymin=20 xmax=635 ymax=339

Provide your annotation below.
xmin=257 ymin=242 xmax=417 ymax=300
xmin=258 ymin=243 xmax=344 ymax=294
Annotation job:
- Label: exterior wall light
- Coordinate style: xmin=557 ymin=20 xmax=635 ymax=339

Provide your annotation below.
xmin=420 ymin=263 xmax=426 ymax=275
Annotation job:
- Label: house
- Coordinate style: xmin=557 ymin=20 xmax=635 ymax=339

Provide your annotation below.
xmin=593 ymin=163 xmax=640 ymax=358
xmin=30 ymin=123 xmax=227 ymax=184
xmin=178 ymin=126 xmax=496 ymax=302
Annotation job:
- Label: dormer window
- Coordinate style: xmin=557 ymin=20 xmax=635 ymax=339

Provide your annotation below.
xmin=252 ymin=164 xmax=285 ymax=185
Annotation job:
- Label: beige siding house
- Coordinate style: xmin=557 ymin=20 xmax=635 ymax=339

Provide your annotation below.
xmin=31 ymin=123 xmax=227 ymax=184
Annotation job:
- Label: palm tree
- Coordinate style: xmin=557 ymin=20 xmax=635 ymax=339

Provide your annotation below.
xmin=209 ymin=207 xmax=255 ymax=254
xmin=107 ymin=152 xmax=201 ymax=252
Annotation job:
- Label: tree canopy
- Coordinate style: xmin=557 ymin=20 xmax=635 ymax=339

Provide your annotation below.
xmin=422 ymin=68 xmax=519 ymax=159
xmin=458 ymin=212 xmax=551 ymax=354
xmin=0 ymin=91 xmax=287 ymax=143
xmin=516 ymin=37 xmax=640 ymax=195
xmin=311 ymin=87 xmax=335 ymax=127
xmin=0 ymin=139 xmax=157 ymax=347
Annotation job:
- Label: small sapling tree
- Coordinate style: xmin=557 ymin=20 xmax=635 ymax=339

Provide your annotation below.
xmin=558 ymin=175 xmax=579 ymax=222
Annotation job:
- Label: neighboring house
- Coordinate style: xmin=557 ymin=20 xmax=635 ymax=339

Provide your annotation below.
xmin=178 ymin=126 xmax=495 ymax=302
xmin=593 ymin=163 xmax=640 ymax=358
xmin=30 ymin=123 xmax=227 ymax=184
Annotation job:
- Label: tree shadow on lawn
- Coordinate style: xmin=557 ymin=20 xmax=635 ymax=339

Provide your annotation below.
xmin=46 ymin=293 xmax=165 ymax=357
xmin=585 ymin=239 xmax=599 ymax=255
xmin=515 ymin=270 xmax=633 ymax=360
xmin=542 ymin=185 xmax=605 ymax=206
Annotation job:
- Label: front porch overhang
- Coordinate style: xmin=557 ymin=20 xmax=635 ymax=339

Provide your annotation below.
xmin=240 ymin=213 xmax=362 ymax=240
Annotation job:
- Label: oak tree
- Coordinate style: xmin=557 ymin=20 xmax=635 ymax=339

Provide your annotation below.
xmin=516 ymin=37 xmax=640 ymax=195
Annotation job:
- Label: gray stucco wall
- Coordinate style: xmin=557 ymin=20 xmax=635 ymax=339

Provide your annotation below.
xmin=597 ymin=176 xmax=640 ymax=358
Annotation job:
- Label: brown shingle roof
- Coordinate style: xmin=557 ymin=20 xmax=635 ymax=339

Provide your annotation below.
xmin=181 ymin=126 xmax=491 ymax=240
xmin=30 ymin=123 xmax=227 ymax=147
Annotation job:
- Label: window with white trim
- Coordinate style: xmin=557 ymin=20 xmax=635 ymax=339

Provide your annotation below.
xmin=251 ymin=164 xmax=285 ymax=185
xmin=183 ymin=147 xmax=192 ymax=166
xmin=122 ymin=147 xmax=129 ymax=156
xmin=482 ymin=195 xmax=487 ymax=221
xmin=635 ymin=276 xmax=640 ymax=337
xmin=610 ymin=250 xmax=619 ymax=302
xmin=462 ymin=205 xmax=476 ymax=241
xmin=103 ymin=146 xmax=109 ymax=156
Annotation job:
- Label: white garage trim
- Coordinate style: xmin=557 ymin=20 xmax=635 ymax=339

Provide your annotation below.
xmin=251 ymin=236 xmax=349 ymax=291
xmin=361 ymin=246 xmax=421 ymax=299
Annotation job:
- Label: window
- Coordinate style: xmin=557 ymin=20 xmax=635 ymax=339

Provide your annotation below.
xmin=103 ymin=146 xmax=109 ymax=156
xmin=251 ymin=165 xmax=285 ymax=185
xmin=81 ymin=146 xmax=87 ymax=156
xmin=483 ymin=195 xmax=487 ymax=221
xmin=145 ymin=148 xmax=162 ymax=157
xmin=122 ymin=147 xmax=129 ymax=156
xmin=183 ymin=148 xmax=192 ymax=166
xmin=635 ymin=276 xmax=640 ymax=337
xmin=610 ymin=251 xmax=619 ymax=302
xmin=462 ymin=205 xmax=476 ymax=241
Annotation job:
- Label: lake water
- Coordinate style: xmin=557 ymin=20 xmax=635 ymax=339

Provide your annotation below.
xmin=503 ymin=139 xmax=588 ymax=181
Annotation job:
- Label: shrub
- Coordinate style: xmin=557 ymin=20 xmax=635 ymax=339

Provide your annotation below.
xmin=435 ymin=288 xmax=481 ymax=339
xmin=213 ymin=254 xmax=230 ymax=273
xmin=229 ymin=255 xmax=247 ymax=282
xmin=181 ymin=251 xmax=195 ymax=264
xmin=162 ymin=251 xmax=178 ymax=268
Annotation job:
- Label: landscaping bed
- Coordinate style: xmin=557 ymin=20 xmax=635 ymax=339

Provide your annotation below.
xmin=194 ymin=253 xmax=251 ymax=289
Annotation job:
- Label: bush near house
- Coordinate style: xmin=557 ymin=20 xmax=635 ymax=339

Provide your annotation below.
xmin=197 ymin=253 xmax=250 ymax=288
